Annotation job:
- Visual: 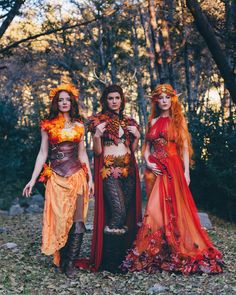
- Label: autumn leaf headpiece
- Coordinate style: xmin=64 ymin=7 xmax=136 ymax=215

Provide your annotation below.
xmin=151 ymin=84 xmax=179 ymax=103
xmin=49 ymin=83 xmax=79 ymax=100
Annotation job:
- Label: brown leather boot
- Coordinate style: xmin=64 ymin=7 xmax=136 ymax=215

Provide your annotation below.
xmin=60 ymin=221 xmax=85 ymax=278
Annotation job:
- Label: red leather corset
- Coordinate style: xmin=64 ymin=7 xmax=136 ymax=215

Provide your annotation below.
xmin=50 ymin=141 xmax=82 ymax=177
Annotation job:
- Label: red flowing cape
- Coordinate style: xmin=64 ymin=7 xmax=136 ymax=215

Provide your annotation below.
xmin=75 ymin=151 xmax=142 ymax=271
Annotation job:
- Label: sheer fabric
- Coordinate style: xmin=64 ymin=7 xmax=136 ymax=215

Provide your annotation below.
xmin=122 ymin=117 xmax=223 ymax=274
xmin=42 ymin=169 xmax=89 ymax=267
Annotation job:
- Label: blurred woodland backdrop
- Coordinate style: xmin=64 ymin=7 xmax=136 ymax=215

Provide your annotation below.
xmin=0 ymin=0 xmax=235 ymax=221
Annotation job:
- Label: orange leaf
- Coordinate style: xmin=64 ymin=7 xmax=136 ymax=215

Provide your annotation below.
xmin=122 ymin=167 xmax=129 ymax=177
xmin=104 ymin=155 xmax=114 ymax=166
xmin=123 ymin=153 xmax=130 ymax=165
xmin=81 ymin=163 xmax=88 ymax=175
xmin=100 ymin=167 xmax=111 ymax=179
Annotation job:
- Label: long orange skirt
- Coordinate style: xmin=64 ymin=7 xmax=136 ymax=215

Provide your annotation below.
xmin=122 ymin=152 xmax=223 ymax=274
xmin=41 ymin=169 xmax=89 ymax=266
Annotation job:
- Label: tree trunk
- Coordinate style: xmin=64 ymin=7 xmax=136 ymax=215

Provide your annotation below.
xmin=0 ymin=0 xmax=25 ymax=39
xmin=160 ymin=18 xmax=175 ymax=86
xmin=186 ymin=0 xmax=236 ymax=103
xmin=148 ymin=0 xmax=163 ymax=80
xmin=107 ymin=28 xmax=117 ymax=84
xmin=192 ymin=52 xmax=201 ymax=111
xmin=184 ymin=43 xmax=193 ymax=112
xmin=139 ymin=5 xmax=157 ymax=89
xmin=132 ymin=17 xmax=148 ymax=127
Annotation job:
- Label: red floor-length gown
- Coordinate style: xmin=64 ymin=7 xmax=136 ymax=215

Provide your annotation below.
xmin=121 ymin=117 xmax=223 ymax=274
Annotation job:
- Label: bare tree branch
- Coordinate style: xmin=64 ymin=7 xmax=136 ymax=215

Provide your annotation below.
xmin=0 ymin=0 xmax=25 ymax=39
xmin=0 ymin=7 xmax=120 ymax=56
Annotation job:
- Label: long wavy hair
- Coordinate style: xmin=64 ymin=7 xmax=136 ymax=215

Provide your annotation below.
xmin=48 ymin=90 xmax=82 ymax=121
xmin=100 ymin=84 xmax=125 ymax=116
xmin=145 ymin=84 xmax=193 ymax=165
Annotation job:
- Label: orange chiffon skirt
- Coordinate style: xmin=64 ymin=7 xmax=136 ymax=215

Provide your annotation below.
xmin=41 ymin=169 xmax=89 ymax=266
xmin=122 ymin=147 xmax=223 ymax=274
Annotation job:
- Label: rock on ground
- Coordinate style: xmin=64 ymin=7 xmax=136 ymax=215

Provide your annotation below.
xmin=9 ymin=204 xmax=24 ymax=216
xmin=198 ymin=212 xmax=213 ymax=229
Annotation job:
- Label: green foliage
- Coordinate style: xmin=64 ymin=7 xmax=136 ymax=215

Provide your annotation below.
xmin=0 ymin=99 xmax=41 ymax=209
xmin=189 ymin=110 xmax=236 ymax=221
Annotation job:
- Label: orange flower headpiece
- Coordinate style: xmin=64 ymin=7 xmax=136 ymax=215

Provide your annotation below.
xmin=151 ymin=84 xmax=178 ymax=103
xmin=49 ymin=83 xmax=79 ymax=100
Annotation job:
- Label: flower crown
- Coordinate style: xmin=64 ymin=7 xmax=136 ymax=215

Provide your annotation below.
xmin=151 ymin=84 xmax=179 ymax=103
xmin=49 ymin=83 xmax=79 ymax=100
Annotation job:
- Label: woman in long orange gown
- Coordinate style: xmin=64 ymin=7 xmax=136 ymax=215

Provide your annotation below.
xmin=121 ymin=84 xmax=223 ymax=274
xmin=23 ymin=84 xmax=93 ymax=277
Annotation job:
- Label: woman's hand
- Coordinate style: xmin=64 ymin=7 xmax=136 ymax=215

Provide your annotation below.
xmin=22 ymin=179 xmax=36 ymax=198
xmin=88 ymin=179 xmax=94 ymax=198
xmin=94 ymin=122 xmax=107 ymax=138
xmin=184 ymin=171 xmax=190 ymax=186
xmin=127 ymin=126 xmax=140 ymax=139
xmin=146 ymin=160 xmax=163 ymax=176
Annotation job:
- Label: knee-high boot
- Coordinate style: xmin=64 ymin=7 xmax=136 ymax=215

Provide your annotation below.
xmin=60 ymin=221 xmax=86 ymax=278
xmin=102 ymin=231 xmax=127 ymax=273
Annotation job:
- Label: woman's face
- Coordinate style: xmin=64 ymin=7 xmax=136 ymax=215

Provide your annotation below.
xmin=156 ymin=92 xmax=171 ymax=111
xmin=106 ymin=92 xmax=122 ymax=112
xmin=58 ymin=91 xmax=71 ymax=113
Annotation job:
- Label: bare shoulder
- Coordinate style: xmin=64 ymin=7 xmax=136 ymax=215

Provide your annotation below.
xmin=75 ymin=121 xmax=84 ymax=128
xmin=150 ymin=117 xmax=159 ymax=126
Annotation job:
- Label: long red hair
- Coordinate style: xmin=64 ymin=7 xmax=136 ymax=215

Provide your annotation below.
xmin=145 ymin=84 xmax=193 ymax=165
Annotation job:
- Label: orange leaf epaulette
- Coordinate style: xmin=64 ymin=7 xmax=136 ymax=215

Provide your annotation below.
xmin=40 ymin=115 xmax=84 ymax=144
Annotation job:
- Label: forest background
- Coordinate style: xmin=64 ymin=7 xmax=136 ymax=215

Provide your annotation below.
xmin=0 ymin=0 xmax=235 ymax=221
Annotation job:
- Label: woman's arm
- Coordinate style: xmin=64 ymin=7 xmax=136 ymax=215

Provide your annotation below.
xmin=93 ymin=122 xmax=106 ymax=156
xmin=144 ymin=141 xmax=151 ymax=163
xmin=127 ymin=126 xmax=140 ymax=152
xmin=23 ymin=129 xmax=49 ymax=197
xmin=183 ymin=138 xmax=190 ymax=185
xmin=143 ymin=141 xmax=162 ymax=175
xmin=93 ymin=135 xmax=103 ymax=156
xmin=78 ymin=139 xmax=94 ymax=196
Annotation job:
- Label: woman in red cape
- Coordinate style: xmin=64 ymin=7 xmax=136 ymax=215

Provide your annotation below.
xmin=121 ymin=84 xmax=223 ymax=275
xmin=76 ymin=84 xmax=142 ymax=272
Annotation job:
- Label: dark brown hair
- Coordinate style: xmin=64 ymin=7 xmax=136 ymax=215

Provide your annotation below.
xmin=48 ymin=90 xmax=81 ymax=121
xmin=100 ymin=84 xmax=125 ymax=115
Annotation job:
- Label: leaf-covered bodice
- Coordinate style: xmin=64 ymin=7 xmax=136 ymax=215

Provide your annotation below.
xmin=40 ymin=114 xmax=84 ymax=145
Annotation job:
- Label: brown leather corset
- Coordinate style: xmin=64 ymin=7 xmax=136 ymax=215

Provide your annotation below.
xmin=50 ymin=141 xmax=82 ymax=177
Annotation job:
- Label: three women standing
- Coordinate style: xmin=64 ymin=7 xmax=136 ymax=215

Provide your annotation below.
xmin=24 ymin=82 xmax=223 ymax=276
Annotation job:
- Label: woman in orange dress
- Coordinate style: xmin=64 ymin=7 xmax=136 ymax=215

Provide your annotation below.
xmin=23 ymin=84 xmax=93 ymax=277
xmin=121 ymin=84 xmax=223 ymax=274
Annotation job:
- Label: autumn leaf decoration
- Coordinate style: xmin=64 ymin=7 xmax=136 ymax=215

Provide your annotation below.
xmin=122 ymin=167 xmax=129 ymax=177
xmin=81 ymin=163 xmax=88 ymax=175
xmin=104 ymin=155 xmax=114 ymax=166
xmin=38 ymin=163 xmax=53 ymax=183
xmin=101 ymin=153 xmax=131 ymax=179
xmin=123 ymin=153 xmax=130 ymax=165
xmin=101 ymin=167 xmax=111 ymax=179
xmin=110 ymin=167 xmax=122 ymax=179
xmin=40 ymin=114 xmax=84 ymax=144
